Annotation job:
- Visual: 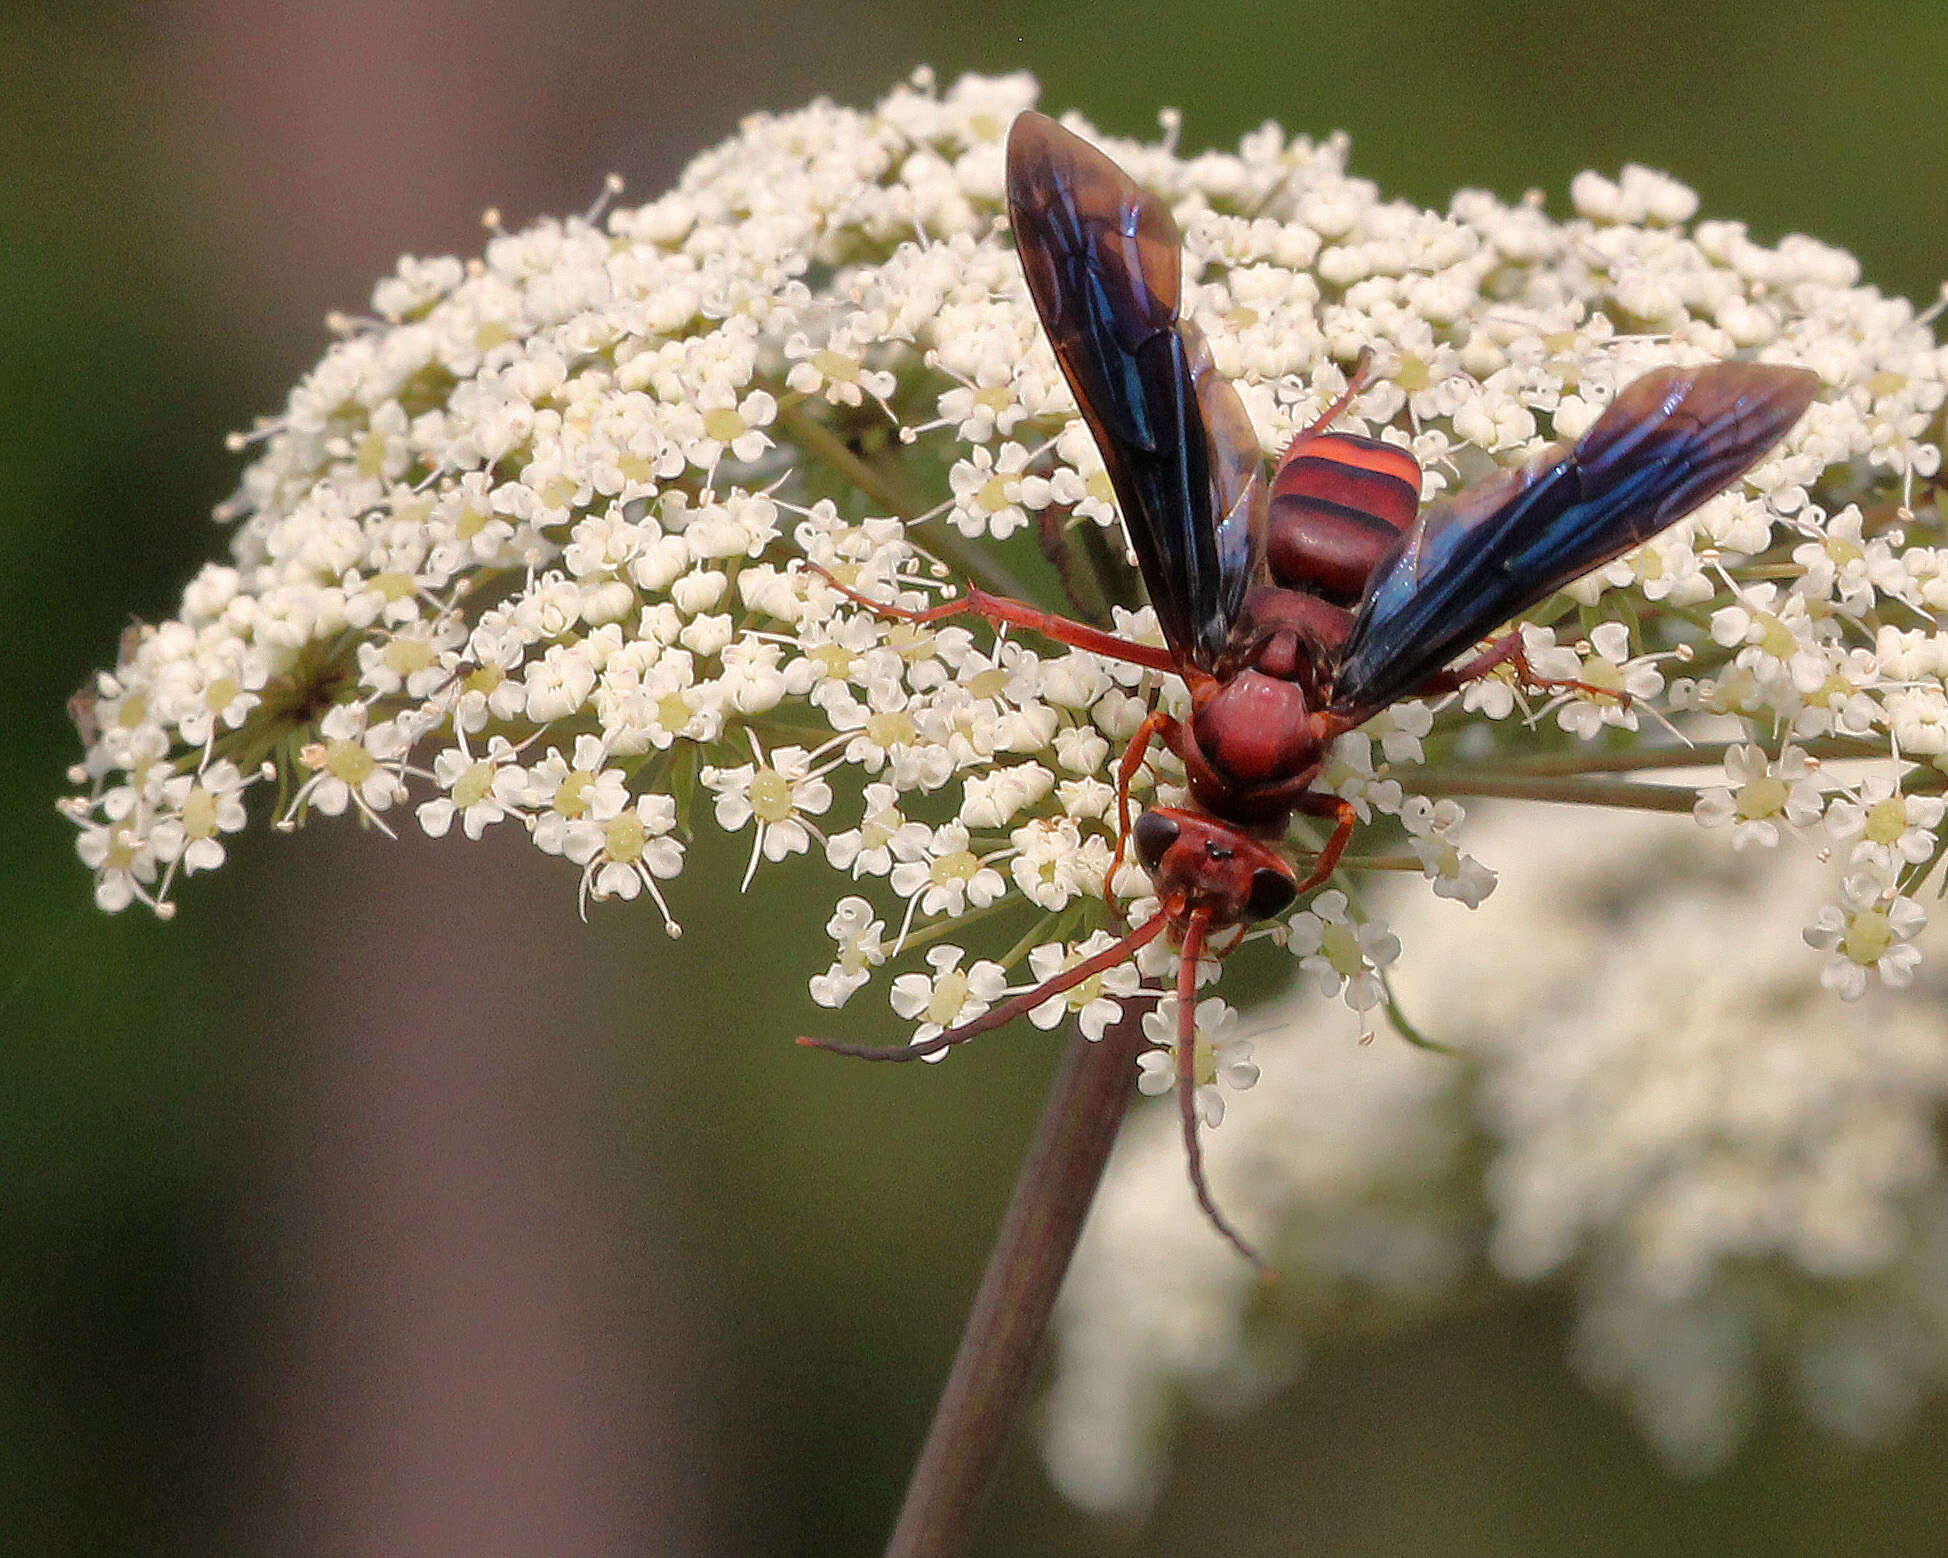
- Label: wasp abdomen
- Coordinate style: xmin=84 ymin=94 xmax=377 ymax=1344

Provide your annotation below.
xmin=1266 ymin=432 xmax=1422 ymax=603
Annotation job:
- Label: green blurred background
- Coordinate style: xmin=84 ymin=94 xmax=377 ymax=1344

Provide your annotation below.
xmin=5 ymin=2 xmax=1945 ymax=1553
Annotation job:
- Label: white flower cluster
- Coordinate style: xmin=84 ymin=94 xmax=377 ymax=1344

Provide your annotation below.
xmin=58 ymin=71 xmax=1947 ymax=1096
xmin=1047 ymin=806 xmax=1948 ymax=1508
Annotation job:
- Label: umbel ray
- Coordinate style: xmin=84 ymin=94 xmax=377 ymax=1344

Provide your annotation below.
xmin=802 ymin=110 xmax=1820 ymax=1269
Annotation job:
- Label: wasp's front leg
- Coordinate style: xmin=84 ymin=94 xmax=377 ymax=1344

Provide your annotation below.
xmin=1289 ymin=790 xmax=1359 ymax=896
xmin=1104 ymin=708 xmax=1183 ymax=919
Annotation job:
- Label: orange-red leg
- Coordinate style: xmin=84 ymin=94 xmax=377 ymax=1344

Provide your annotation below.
xmin=1280 ymin=347 xmax=1378 ymax=456
xmin=1420 ymin=630 xmax=1624 ymax=705
xmin=1105 ymin=709 xmax=1181 ymax=918
xmin=803 ymin=562 xmax=1178 ymax=675
xmin=797 ymin=914 xmax=1169 ymax=1062
xmin=1291 ymin=793 xmax=1358 ymax=895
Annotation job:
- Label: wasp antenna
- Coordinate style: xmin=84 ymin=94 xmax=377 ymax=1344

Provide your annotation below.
xmin=794 ymin=1030 xmax=978 ymax=1062
xmin=799 ymin=914 xmax=1172 ymax=1064
xmin=1172 ymin=910 xmax=1275 ymax=1278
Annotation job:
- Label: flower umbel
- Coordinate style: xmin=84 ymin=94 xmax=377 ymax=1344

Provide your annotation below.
xmin=60 ymin=70 xmax=1948 ymax=1139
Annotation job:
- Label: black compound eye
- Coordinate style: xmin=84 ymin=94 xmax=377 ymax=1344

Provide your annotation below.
xmin=1132 ymin=811 xmax=1180 ymax=874
xmin=1244 ymin=867 xmax=1297 ymax=923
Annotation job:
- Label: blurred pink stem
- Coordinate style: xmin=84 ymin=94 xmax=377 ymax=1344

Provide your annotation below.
xmin=883 ymin=1001 xmax=1150 ymax=1558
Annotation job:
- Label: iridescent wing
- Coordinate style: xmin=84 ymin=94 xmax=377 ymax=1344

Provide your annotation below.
xmin=1006 ymin=111 xmax=1267 ymax=672
xmin=1330 ymin=362 xmax=1821 ymax=713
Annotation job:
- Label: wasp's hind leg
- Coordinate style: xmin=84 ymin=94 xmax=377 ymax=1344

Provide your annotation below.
xmin=801 ymin=563 xmax=1180 ymax=675
xmin=1420 ymin=631 xmax=1626 ymax=707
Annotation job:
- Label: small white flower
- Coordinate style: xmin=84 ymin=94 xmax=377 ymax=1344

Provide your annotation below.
xmin=889 ymin=945 xmax=1010 ymax=1052
xmin=289 ymin=702 xmax=411 ymax=827
xmin=1823 ymin=775 xmax=1945 ymax=877
xmin=687 ymin=387 xmax=777 ymax=467
xmin=1709 ymin=584 xmax=1829 ymax=693
xmin=825 ymin=783 xmax=929 ymax=878
xmin=415 ymin=734 xmax=527 ymax=840
xmin=1023 ymin=931 xmax=1145 ymax=1038
xmin=784 ymin=335 xmax=897 ymax=409
xmin=1550 ymin=623 xmax=1663 ymax=738
xmin=1315 ymin=731 xmax=1403 ymax=821
xmin=577 ymin=792 xmax=685 ymax=935
xmin=73 ymin=807 xmax=163 ymax=914
xmin=811 ymin=896 xmax=888 ymax=1008
xmin=1364 ymin=701 xmax=1433 ymax=765
xmin=927 ymin=364 xmax=1026 ymax=442
xmin=947 ymin=442 xmax=1036 ymax=540
xmin=525 ymin=735 xmax=625 ymax=853
xmin=1008 ymin=817 xmax=1111 ymax=910
xmin=703 ymin=735 xmax=837 ymax=891
xmin=1136 ymin=997 xmax=1255 ymax=1127
xmin=1803 ymin=874 xmax=1927 ymax=1000
xmin=888 ymin=821 xmax=1008 ymax=921
xmin=356 ymin=615 xmax=466 ymax=699
xmin=1284 ymin=890 xmax=1402 ymax=1012
xmin=148 ymin=759 xmax=253 ymax=879
xmin=1401 ymin=797 xmax=1497 ymax=907
xmin=1693 ymin=744 xmax=1825 ymax=850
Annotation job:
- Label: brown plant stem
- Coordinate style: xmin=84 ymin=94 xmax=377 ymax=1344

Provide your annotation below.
xmin=883 ymin=1001 xmax=1152 ymax=1558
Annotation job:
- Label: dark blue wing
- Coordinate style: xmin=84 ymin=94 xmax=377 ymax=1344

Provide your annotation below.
xmin=1330 ymin=362 xmax=1820 ymax=713
xmin=1007 ymin=111 xmax=1266 ymax=672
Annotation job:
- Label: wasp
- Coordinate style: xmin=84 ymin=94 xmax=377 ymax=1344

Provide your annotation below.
xmin=805 ymin=111 xmax=1819 ymax=1265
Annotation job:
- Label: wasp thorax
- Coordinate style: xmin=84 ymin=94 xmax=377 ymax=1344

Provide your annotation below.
xmin=1191 ymin=670 xmax=1320 ymax=787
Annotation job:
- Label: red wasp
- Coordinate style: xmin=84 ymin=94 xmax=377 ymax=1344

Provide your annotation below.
xmin=805 ymin=111 xmax=1819 ymax=1265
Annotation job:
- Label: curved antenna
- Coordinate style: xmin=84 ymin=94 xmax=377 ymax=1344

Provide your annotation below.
xmin=1172 ymin=908 xmax=1272 ymax=1277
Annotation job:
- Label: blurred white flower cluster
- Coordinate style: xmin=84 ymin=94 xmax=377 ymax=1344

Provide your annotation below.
xmin=59 ymin=69 xmax=1947 ymax=1078
xmin=1046 ymin=806 xmax=1948 ymax=1510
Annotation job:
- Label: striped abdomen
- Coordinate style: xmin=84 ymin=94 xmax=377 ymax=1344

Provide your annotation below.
xmin=1265 ymin=431 xmax=1422 ymax=605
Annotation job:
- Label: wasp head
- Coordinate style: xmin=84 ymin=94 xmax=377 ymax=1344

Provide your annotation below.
xmin=1132 ymin=807 xmax=1298 ymax=931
